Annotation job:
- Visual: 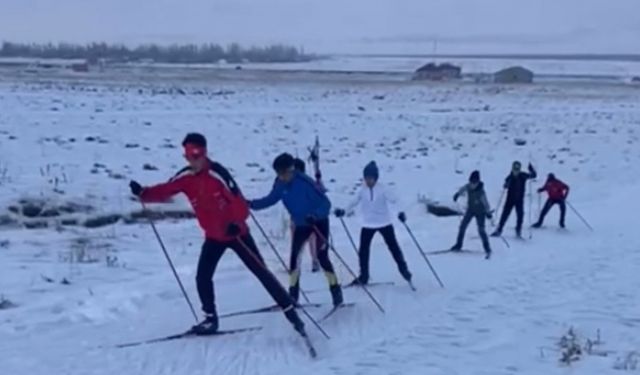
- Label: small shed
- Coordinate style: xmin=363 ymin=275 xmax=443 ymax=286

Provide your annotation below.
xmin=494 ymin=66 xmax=534 ymax=84
xmin=71 ymin=62 xmax=90 ymax=73
xmin=413 ymin=62 xmax=462 ymax=81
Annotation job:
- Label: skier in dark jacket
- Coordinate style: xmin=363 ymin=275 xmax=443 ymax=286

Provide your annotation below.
xmin=129 ymin=133 xmax=305 ymax=336
xmin=249 ymin=153 xmax=343 ymax=307
xmin=491 ymin=161 xmax=537 ymax=237
xmin=533 ymin=173 xmax=569 ymax=228
xmin=451 ymin=170 xmax=493 ymax=258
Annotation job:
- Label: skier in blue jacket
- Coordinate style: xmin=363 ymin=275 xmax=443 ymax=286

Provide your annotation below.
xmin=249 ymin=153 xmax=343 ymax=307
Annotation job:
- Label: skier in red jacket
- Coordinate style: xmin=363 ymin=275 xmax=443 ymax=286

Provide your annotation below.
xmin=532 ymin=173 xmax=569 ymax=228
xmin=129 ymin=133 xmax=305 ymax=336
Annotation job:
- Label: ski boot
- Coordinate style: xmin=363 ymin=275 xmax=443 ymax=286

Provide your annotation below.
xmin=329 ymin=284 xmax=344 ymax=307
xmin=348 ymin=275 xmax=368 ymax=287
xmin=516 ymin=228 xmax=523 ymax=238
xmin=490 ymin=229 xmax=502 ymax=237
xmin=450 ymin=244 xmax=462 ymax=252
xmin=560 ymin=221 xmax=565 ymax=229
xmin=400 ymin=268 xmax=413 ymax=283
xmin=531 ymin=222 xmax=542 ymax=229
xmin=284 ymin=306 xmax=306 ymax=334
xmin=289 ymin=284 xmax=300 ymax=305
xmin=484 ymin=249 xmax=492 ymax=260
xmin=191 ymin=313 xmax=219 ymax=335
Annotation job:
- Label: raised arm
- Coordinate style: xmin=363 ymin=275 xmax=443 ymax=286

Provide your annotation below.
xmin=139 ymin=176 xmax=187 ymax=203
xmin=527 ymin=163 xmax=537 ymax=180
xmin=249 ymin=180 xmax=284 ymax=210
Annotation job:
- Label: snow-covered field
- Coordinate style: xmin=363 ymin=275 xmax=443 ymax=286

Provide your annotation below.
xmin=1 ymin=70 xmax=640 ymax=375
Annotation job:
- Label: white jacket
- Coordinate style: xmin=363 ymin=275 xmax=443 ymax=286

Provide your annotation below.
xmin=345 ymin=183 xmax=400 ymax=229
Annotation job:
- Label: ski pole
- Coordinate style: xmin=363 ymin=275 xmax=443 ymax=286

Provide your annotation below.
xmin=498 ymin=235 xmax=511 ymax=249
xmin=235 ymin=237 xmax=330 ymax=340
xmin=537 ymin=193 xmax=542 ymax=217
xmin=338 ymin=217 xmax=360 ymax=258
xmin=249 ymin=212 xmax=311 ymax=304
xmin=140 ymin=202 xmax=199 ymax=323
xmin=566 ymin=201 xmax=594 ymax=232
xmin=528 ymin=180 xmax=533 ymax=239
xmin=400 ymin=222 xmax=445 ymax=288
xmin=312 ymin=225 xmax=385 ymax=314
xmin=492 ymin=189 xmax=506 ymax=227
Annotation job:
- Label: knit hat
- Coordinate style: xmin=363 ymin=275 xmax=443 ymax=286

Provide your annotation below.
xmin=469 ymin=170 xmax=480 ymax=183
xmin=512 ymin=161 xmax=522 ymax=170
xmin=272 ymin=153 xmax=295 ymax=172
xmin=363 ymin=161 xmax=379 ymax=181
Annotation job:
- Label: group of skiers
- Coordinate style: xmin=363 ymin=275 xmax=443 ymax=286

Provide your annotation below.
xmin=128 ymin=133 xmax=571 ymax=336
xmin=449 ymin=161 xmax=570 ymax=258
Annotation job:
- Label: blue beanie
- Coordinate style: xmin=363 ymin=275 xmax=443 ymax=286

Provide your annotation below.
xmin=363 ymin=161 xmax=379 ymax=180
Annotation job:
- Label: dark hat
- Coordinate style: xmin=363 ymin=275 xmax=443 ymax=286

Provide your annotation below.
xmin=547 ymin=173 xmax=556 ymax=181
xmin=273 ymin=153 xmax=295 ymax=172
xmin=363 ymin=161 xmax=379 ymax=180
xmin=182 ymin=133 xmax=207 ymax=148
xmin=469 ymin=170 xmax=480 ymax=182
xmin=512 ymin=161 xmax=522 ymax=170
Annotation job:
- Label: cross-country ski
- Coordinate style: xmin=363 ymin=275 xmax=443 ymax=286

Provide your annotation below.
xmin=116 ymin=326 xmax=263 ymax=349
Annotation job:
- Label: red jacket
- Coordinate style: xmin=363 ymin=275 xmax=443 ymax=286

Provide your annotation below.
xmin=539 ymin=179 xmax=569 ymax=201
xmin=140 ymin=161 xmax=249 ymax=241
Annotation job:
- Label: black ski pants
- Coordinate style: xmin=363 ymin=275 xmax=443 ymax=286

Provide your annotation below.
xmin=196 ymin=234 xmax=293 ymax=316
xmin=455 ymin=211 xmax=491 ymax=252
xmin=498 ymin=198 xmax=524 ymax=233
xmin=290 ymin=218 xmax=338 ymax=287
xmin=358 ymin=225 xmax=411 ymax=282
xmin=536 ymin=199 xmax=566 ymax=226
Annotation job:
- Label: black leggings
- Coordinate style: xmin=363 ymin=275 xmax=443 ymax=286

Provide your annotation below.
xmin=290 ymin=218 xmax=338 ymax=287
xmin=498 ymin=199 xmax=524 ymax=232
xmin=358 ymin=225 xmax=410 ymax=282
xmin=196 ymin=234 xmax=292 ymax=315
xmin=536 ymin=199 xmax=566 ymax=225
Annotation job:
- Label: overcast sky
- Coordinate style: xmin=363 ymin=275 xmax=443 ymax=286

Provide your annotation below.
xmin=1 ymin=0 xmax=638 ymax=54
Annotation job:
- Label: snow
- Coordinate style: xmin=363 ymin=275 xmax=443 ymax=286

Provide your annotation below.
xmin=1 ymin=67 xmax=640 ymax=374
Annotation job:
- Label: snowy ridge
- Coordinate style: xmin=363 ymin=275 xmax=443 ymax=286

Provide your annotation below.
xmin=1 ymin=74 xmax=640 ymax=374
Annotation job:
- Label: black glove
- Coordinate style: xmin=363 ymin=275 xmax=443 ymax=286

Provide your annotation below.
xmin=226 ymin=223 xmax=241 ymax=237
xmin=528 ymin=163 xmax=535 ymax=172
xmin=398 ymin=212 xmax=407 ymax=223
xmin=334 ymin=209 xmax=345 ymax=218
xmin=305 ymin=215 xmax=317 ymax=225
xmin=453 ymin=193 xmax=459 ymax=202
xmin=537 ymin=188 xmax=545 ymax=193
xmin=129 ymin=180 xmax=143 ymax=196
xmin=486 ymin=212 xmax=493 ymax=219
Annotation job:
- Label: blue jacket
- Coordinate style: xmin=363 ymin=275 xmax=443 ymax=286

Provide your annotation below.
xmin=250 ymin=172 xmax=331 ymax=226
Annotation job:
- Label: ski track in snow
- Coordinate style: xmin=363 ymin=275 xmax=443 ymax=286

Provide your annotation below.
xmin=1 ymin=73 xmax=640 ymax=375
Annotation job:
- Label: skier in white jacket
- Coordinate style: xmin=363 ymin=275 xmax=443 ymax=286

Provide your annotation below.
xmin=334 ymin=161 xmax=412 ymax=285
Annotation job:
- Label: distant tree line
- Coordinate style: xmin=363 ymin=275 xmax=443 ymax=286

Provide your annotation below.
xmin=0 ymin=41 xmax=314 ymax=64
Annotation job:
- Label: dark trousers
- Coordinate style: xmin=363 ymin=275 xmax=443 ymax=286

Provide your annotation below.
xmin=497 ymin=198 xmax=524 ymax=232
xmin=358 ymin=225 xmax=410 ymax=282
xmin=290 ymin=218 xmax=338 ymax=287
xmin=536 ymin=199 xmax=566 ymax=226
xmin=196 ymin=234 xmax=292 ymax=315
xmin=455 ymin=211 xmax=491 ymax=252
